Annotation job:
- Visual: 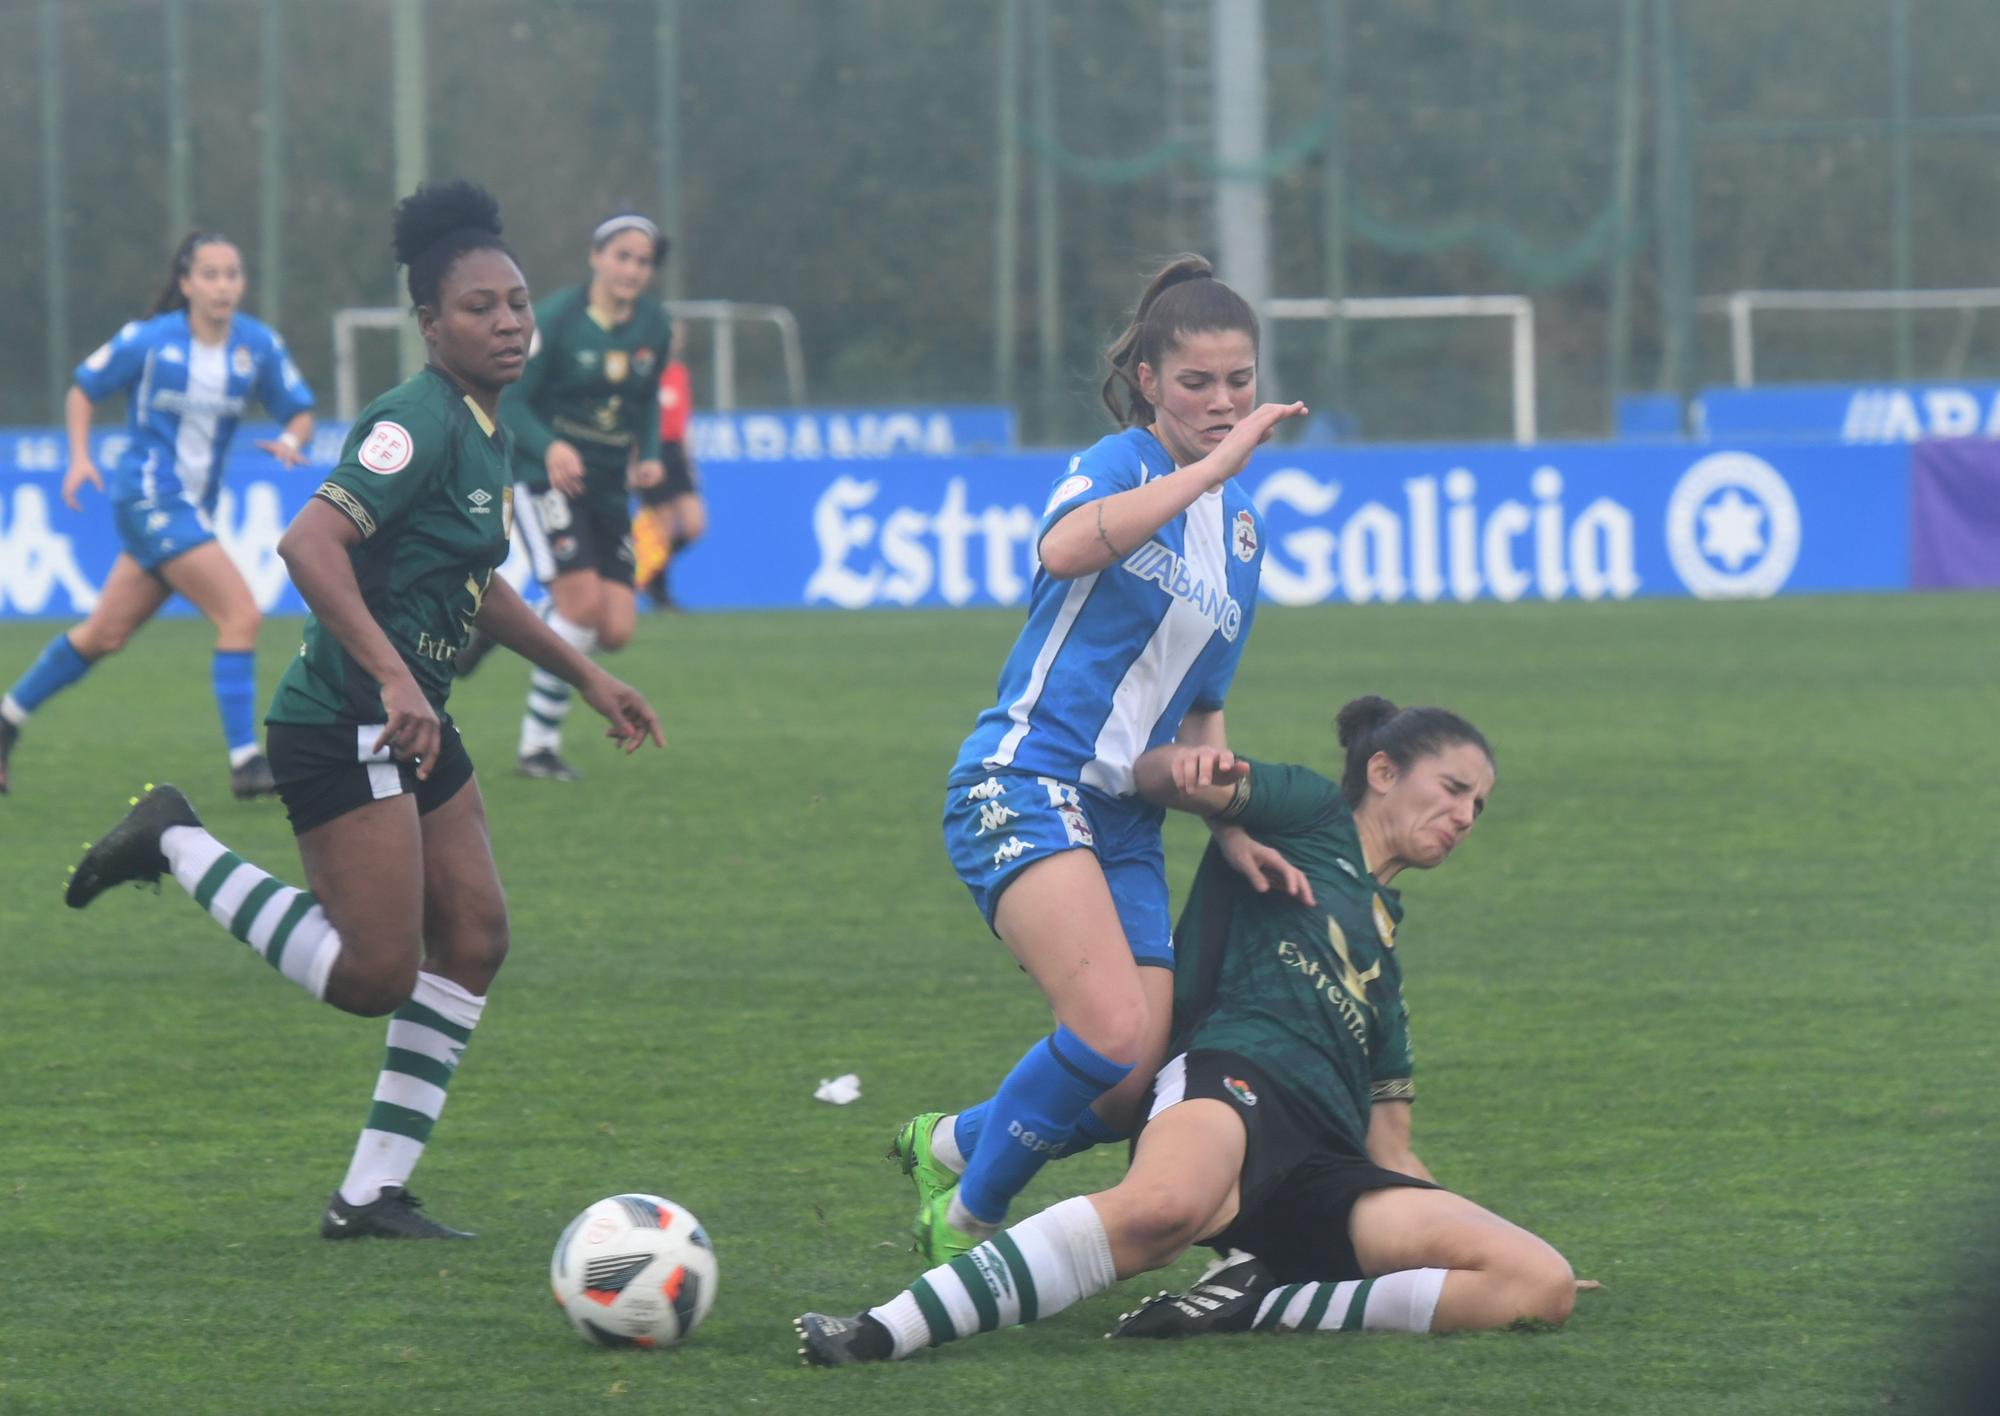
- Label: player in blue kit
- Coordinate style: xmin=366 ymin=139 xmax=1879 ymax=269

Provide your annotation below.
xmin=890 ymin=255 xmax=1309 ymax=1262
xmin=0 ymin=231 xmax=315 ymax=799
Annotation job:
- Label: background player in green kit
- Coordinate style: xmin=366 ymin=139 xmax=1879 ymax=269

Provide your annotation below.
xmin=795 ymin=696 xmax=1582 ymax=1364
xmin=489 ymin=212 xmax=673 ymax=780
xmin=64 ymin=181 xmax=662 ymax=1241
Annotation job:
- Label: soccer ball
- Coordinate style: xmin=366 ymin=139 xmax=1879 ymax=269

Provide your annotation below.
xmin=550 ymin=1193 xmax=718 ymax=1348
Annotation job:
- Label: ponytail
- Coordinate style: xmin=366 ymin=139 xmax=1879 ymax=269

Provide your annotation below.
xmin=1336 ymin=696 xmax=1493 ymax=808
xmin=147 ymin=230 xmax=232 ymax=318
xmin=1099 ymin=254 xmax=1259 ymax=427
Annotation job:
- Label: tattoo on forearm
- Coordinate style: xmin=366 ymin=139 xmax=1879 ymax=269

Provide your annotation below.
xmin=1095 ymin=500 xmax=1126 ymax=561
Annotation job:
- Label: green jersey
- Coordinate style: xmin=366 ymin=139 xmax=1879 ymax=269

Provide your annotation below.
xmin=1172 ymin=760 xmax=1413 ymax=1153
xmin=500 ymin=283 xmax=670 ymax=505
xmin=267 ymin=366 xmax=514 ymax=725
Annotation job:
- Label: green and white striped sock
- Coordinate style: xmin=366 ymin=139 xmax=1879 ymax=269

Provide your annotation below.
xmin=337 ymin=971 xmax=486 ymax=1206
xmin=162 ymin=824 xmax=342 ymax=999
xmin=519 ymin=609 xmax=595 ymax=756
xmin=867 ymin=1195 xmax=1116 ymax=1358
xmin=1252 ymin=1268 xmax=1447 ymax=1333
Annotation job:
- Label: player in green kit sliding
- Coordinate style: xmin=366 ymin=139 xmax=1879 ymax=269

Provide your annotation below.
xmin=797 ymin=696 xmax=1585 ymax=1363
xmin=65 ymin=182 xmax=663 ymax=1242
xmin=471 ymin=213 xmax=673 ymax=780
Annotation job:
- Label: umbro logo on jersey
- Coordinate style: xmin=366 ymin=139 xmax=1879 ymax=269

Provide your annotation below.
xmin=466 ymin=488 xmax=494 ymax=514
xmin=992 ymin=837 xmax=1034 ymax=867
xmin=965 ymin=777 xmax=1007 ymax=802
xmin=974 ymin=802 xmax=1021 ymax=835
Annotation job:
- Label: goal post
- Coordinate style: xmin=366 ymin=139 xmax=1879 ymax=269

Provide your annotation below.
xmin=1264 ymin=294 xmax=1539 ymax=445
xmin=330 ymin=300 xmax=807 ymax=421
xmin=1705 ymin=288 xmax=2000 ymax=389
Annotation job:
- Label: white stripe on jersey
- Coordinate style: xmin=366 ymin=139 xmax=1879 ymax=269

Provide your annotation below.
xmin=1078 ymin=490 xmax=1228 ymax=797
xmin=988 ymin=570 xmax=1101 ymax=769
xmin=173 ymin=342 xmax=228 ymax=507
xmin=137 ymin=350 xmax=160 ymax=503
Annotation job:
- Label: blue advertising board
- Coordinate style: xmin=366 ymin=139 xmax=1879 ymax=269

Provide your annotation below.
xmin=0 ymin=427 xmax=1911 ymax=619
xmin=686 ymin=405 xmax=1014 ymax=463
xmin=1695 ymin=382 xmax=2000 ymax=442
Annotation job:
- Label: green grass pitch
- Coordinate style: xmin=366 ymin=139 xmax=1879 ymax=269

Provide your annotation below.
xmin=2 ymin=594 xmax=1996 ymax=1413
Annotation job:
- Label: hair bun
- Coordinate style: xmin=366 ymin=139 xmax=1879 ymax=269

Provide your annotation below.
xmin=392 ymin=180 xmax=503 ymax=268
xmin=1335 ymin=695 xmax=1399 ymax=748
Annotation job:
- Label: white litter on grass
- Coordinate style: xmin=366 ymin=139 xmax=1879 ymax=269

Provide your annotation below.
xmin=813 ymin=1072 xmax=862 ymax=1105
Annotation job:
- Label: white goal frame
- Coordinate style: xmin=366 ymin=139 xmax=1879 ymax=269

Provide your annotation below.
xmin=330 ymin=299 xmax=807 ymax=421
xmin=1264 ymin=294 xmax=1539 ymax=445
xmin=1702 ymin=287 xmax=2000 ymax=389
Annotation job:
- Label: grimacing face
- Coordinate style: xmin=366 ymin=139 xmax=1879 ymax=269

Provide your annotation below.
xmin=590 ymin=229 xmax=657 ymax=305
xmin=1370 ymin=740 xmax=1495 ymax=870
xmin=180 ymin=241 xmax=244 ymax=330
xmin=1137 ymin=327 xmax=1257 ymax=469
xmin=423 ymin=248 xmax=533 ymax=393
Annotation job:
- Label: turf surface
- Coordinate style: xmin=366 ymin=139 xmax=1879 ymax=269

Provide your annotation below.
xmin=2 ymin=594 xmax=1995 ymax=1413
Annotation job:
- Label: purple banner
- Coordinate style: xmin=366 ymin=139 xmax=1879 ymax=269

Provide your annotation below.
xmin=1910 ymin=440 xmax=2000 ymax=589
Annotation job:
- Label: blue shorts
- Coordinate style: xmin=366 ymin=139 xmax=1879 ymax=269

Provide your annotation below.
xmin=942 ymin=769 xmax=1173 ymax=968
xmin=114 ymin=497 xmax=216 ymax=574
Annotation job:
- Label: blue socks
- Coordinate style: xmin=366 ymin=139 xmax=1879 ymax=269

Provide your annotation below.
xmin=3 ymin=633 xmax=93 ymax=721
xmin=211 ymin=650 xmax=258 ymax=758
xmin=952 ymin=1096 xmax=1125 ymax=1162
xmin=955 ymin=1025 xmax=1133 ymax=1226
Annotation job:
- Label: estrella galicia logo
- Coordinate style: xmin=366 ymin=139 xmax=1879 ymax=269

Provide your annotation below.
xmin=1665 ymin=452 xmax=1801 ymax=599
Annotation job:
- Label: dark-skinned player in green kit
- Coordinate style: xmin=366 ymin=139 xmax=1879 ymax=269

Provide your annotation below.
xmin=474 ymin=212 xmax=673 ymax=781
xmin=66 ymin=181 xmax=662 ymax=1242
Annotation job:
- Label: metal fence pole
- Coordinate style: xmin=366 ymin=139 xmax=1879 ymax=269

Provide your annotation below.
xmin=1320 ymin=0 xmax=1349 ymax=426
xmin=1606 ymin=0 xmax=1644 ymax=428
xmin=993 ymin=0 xmax=1021 ymax=412
xmin=1652 ymin=0 xmax=1695 ymax=403
xmin=165 ymin=0 xmax=191 ymax=240
xmin=40 ymin=0 xmax=69 ymax=422
xmin=259 ymin=0 xmax=285 ymax=326
xmin=655 ymin=0 xmax=683 ymax=301
xmin=1030 ymin=0 xmax=1060 ymax=440
xmin=1889 ymin=0 xmax=1913 ymax=379
xmin=392 ymin=0 xmax=428 ymax=377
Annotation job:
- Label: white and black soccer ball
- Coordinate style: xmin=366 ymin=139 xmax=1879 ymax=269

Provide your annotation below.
xmin=550 ymin=1193 xmax=718 ymax=1349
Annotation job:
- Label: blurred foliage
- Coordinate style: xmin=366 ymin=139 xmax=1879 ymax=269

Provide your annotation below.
xmin=3 ymin=0 xmax=1999 ymax=440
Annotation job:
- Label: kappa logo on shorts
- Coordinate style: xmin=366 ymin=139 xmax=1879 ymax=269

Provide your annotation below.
xmin=1223 ymin=1076 xmax=1259 ymax=1107
xmin=965 ymin=777 xmax=1008 ymax=802
xmin=358 ymin=421 xmax=414 ymax=475
xmin=974 ymin=802 xmax=1021 ymax=835
xmin=992 ymin=836 xmax=1034 ymax=868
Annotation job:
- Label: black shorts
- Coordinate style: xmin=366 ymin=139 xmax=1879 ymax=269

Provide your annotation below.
xmin=1145 ymin=1050 xmax=1437 ymax=1284
xmin=516 ymin=482 xmax=636 ymax=585
xmin=266 ymin=717 xmax=477 ymax=836
xmin=635 ymin=442 xmax=697 ymax=507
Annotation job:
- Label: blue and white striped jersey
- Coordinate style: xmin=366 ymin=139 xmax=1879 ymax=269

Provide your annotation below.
xmin=951 ymin=426 xmax=1267 ymax=798
xmin=73 ymin=310 xmax=314 ymax=510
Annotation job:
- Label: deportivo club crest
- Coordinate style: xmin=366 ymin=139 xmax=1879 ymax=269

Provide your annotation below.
xmin=1232 ymin=509 xmax=1259 ymax=562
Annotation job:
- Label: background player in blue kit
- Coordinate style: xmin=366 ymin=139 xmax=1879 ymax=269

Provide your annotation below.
xmin=0 ymin=231 xmax=315 ymax=799
xmin=889 ymin=255 xmax=1309 ymax=1262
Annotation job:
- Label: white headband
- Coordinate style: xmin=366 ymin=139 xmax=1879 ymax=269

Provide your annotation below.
xmin=593 ymin=214 xmax=660 ymax=248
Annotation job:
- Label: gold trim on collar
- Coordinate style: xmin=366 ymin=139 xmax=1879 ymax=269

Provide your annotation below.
xmin=461 ymin=395 xmax=495 ymax=437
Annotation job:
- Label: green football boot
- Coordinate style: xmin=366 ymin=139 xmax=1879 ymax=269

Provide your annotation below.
xmin=911 ymin=1189 xmax=991 ymax=1267
xmin=886 ymin=1112 xmax=959 ymax=1216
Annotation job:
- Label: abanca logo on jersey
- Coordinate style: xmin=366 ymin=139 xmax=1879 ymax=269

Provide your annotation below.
xmin=1120 ymin=541 xmax=1243 ymax=641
